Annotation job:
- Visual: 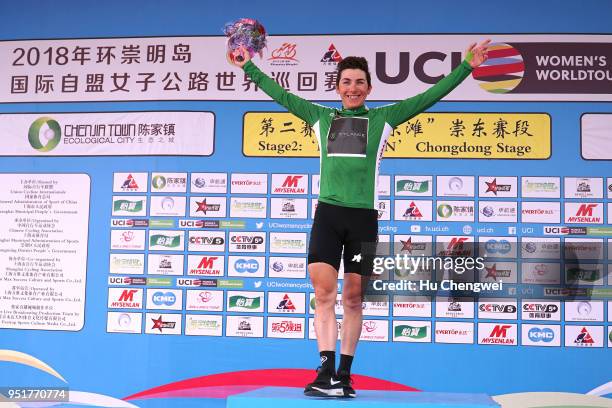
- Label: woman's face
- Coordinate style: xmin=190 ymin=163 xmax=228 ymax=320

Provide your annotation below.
xmin=336 ymin=68 xmax=372 ymax=110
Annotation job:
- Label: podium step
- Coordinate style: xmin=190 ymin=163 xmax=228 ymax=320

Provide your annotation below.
xmin=227 ymin=387 xmax=500 ymax=408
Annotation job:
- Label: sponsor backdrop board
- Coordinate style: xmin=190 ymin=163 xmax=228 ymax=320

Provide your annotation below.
xmin=0 ymin=1 xmax=610 ymax=407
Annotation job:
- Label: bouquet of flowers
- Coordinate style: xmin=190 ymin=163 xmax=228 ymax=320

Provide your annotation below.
xmin=224 ymin=18 xmax=267 ymax=63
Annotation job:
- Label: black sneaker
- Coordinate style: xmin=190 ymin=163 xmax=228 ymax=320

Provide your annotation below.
xmin=304 ymin=367 xmax=344 ymax=397
xmin=336 ymin=370 xmax=356 ymax=398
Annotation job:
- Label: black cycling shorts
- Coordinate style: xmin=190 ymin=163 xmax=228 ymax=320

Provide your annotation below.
xmin=308 ymin=201 xmax=378 ymax=276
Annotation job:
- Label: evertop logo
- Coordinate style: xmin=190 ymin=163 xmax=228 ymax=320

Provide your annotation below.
xmin=28 ymin=117 xmax=62 ymax=152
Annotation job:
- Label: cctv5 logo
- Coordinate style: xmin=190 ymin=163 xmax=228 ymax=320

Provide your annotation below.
xmin=523 ymin=303 xmax=558 ymax=313
xmin=189 ymin=236 xmax=224 ymax=245
xmin=230 ymin=236 xmax=264 ymax=244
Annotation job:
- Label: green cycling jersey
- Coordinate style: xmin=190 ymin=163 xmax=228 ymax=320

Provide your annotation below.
xmin=243 ymin=59 xmax=473 ymax=209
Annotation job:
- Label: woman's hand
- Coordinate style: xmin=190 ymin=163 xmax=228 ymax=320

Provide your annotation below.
xmin=466 ymin=39 xmax=491 ymax=68
xmin=228 ymin=45 xmax=251 ymax=68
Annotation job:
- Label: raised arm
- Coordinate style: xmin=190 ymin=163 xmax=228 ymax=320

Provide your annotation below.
xmin=228 ymin=46 xmax=327 ymax=126
xmin=381 ymin=39 xmax=490 ymax=128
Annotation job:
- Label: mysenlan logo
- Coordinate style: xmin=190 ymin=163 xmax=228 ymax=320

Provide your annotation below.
xmin=28 ymin=117 xmax=62 ymax=152
xmin=394 ymin=325 xmax=427 ymax=339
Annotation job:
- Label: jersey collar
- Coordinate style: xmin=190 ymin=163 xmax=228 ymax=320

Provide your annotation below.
xmin=336 ymin=105 xmax=369 ymax=117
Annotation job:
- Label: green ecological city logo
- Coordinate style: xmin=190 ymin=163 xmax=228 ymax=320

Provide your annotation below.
xmin=192 ymin=320 xmax=221 ymax=329
xmin=437 ymin=204 xmax=453 ymax=218
xmin=152 ymin=175 xmax=167 ymax=190
xmin=149 ymin=234 xmax=181 ymax=248
xmin=397 ymin=180 xmax=429 ymax=193
xmin=587 ymin=227 xmax=612 ymax=236
xmin=147 ymin=277 xmax=173 ymax=286
xmin=150 ymin=219 xmax=176 ymax=228
xmin=229 ymin=295 xmax=261 ymax=309
xmin=394 ymin=325 xmax=427 ymax=339
xmin=113 ymin=199 xmax=144 ymax=213
xmin=28 ymin=117 xmax=62 ymax=152
xmin=220 ymin=220 xmax=246 ymax=229
xmin=218 ymin=280 xmax=244 ymax=289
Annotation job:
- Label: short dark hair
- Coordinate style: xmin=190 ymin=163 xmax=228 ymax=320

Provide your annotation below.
xmin=335 ymin=56 xmax=371 ymax=87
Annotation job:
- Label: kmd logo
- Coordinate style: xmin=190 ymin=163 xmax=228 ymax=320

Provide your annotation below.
xmin=235 ymin=259 xmax=259 ymax=273
xmin=485 ymin=239 xmax=512 ymax=254
xmin=152 ymin=292 xmax=176 ymax=306
xmin=528 ymin=327 xmax=555 ymax=342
